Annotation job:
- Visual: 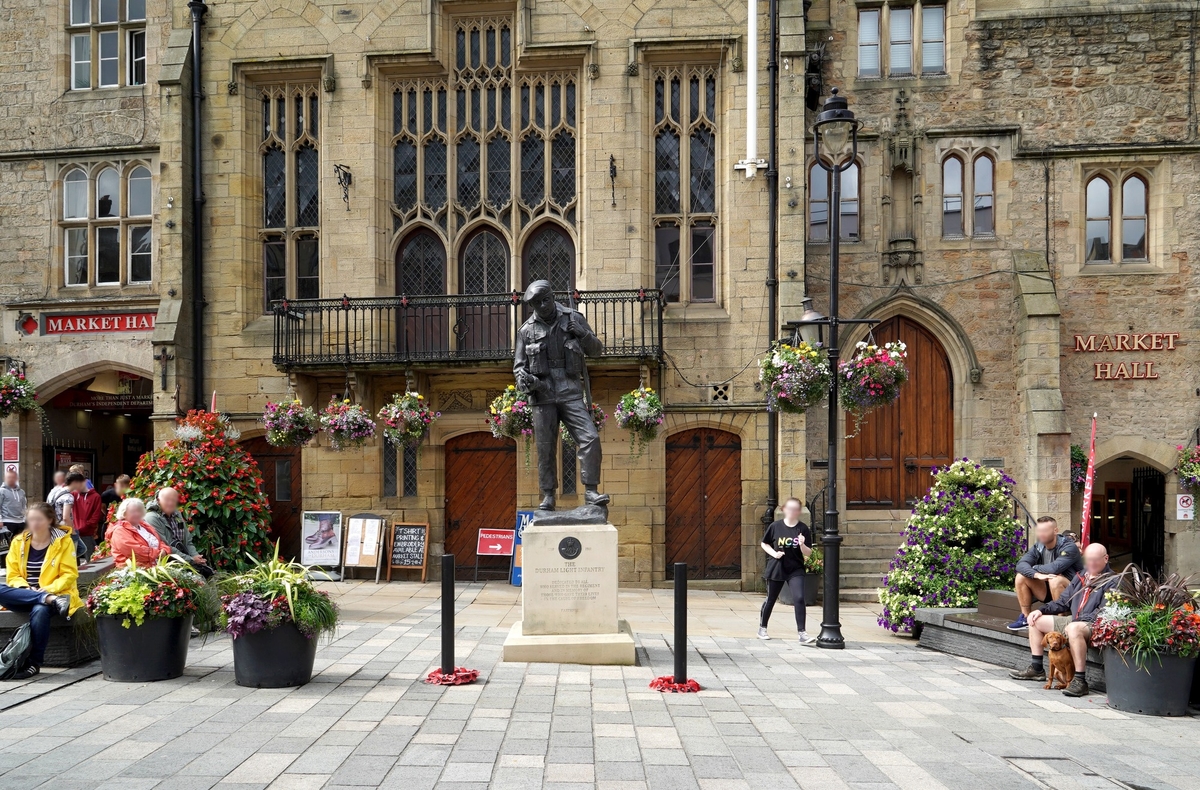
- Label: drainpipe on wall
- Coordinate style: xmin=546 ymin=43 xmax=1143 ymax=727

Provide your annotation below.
xmin=763 ymin=0 xmax=780 ymax=527
xmin=188 ymin=0 xmax=207 ymax=410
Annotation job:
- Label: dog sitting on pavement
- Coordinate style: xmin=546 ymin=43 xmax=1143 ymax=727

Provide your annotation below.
xmin=1042 ymin=631 xmax=1075 ymax=690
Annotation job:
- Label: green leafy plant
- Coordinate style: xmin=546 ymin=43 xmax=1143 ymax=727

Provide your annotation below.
xmin=1070 ymin=444 xmax=1088 ymax=493
xmin=218 ymin=543 xmax=339 ymax=639
xmin=86 ymin=557 xmax=219 ymax=629
xmin=807 ymin=545 xmax=824 ymax=576
xmin=124 ymin=410 xmax=274 ymax=572
xmin=878 ymin=459 xmax=1025 ymax=633
xmin=1091 ymin=566 xmax=1199 ymax=670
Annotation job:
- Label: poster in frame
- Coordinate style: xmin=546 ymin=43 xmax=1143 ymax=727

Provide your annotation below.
xmin=300 ymin=511 xmax=343 ymax=567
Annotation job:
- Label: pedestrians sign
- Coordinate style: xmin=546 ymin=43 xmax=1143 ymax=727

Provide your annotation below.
xmin=1177 ymin=494 xmax=1194 ymax=521
xmin=477 ymin=529 xmax=516 ymax=556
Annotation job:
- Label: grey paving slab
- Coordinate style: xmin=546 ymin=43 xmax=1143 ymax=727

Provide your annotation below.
xmin=0 ymin=583 xmax=1196 ymax=790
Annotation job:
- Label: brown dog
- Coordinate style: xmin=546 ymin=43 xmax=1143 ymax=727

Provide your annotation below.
xmin=1042 ymin=631 xmax=1075 ymax=690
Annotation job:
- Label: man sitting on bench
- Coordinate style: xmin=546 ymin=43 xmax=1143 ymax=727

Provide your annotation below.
xmin=1007 ymin=516 xmax=1082 ymax=631
xmin=1009 ymin=543 xmax=1115 ymax=697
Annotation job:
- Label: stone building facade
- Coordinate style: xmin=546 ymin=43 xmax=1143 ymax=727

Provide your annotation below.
xmin=1 ymin=0 xmax=1197 ymax=594
xmin=801 ymin=0 xmax=1200 ymax=595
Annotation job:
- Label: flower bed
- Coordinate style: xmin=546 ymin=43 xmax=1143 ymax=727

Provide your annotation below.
xmin=878 ymin=459 xmax=1025 ymax=633
xmin=261 ymin=399 xmax=320 ymax=448
xmin=219 ymin=546 xmax=338 ymax=640
xmin=86 ymin=559 xmax=216 ymax=629
xmin=377 ymin=391 xmax=439 ymax=450
xmin=759 ymin=342 xmax=830 ymax=414
xmin=561 ymin=402 xmax=607 ymax=448
xmin=1091 ymin=569 xmax=1199 ymax=667
xmin=320 ymin=399 xmax=376 ymax=450
xmin=127 ymin=410 xmax=273 ymax=572
xmin=615 ymin=387 xmax=664 ymax=458
xmin=838 ymin=341 xmax=907 ymax=437
xmin=0 ymin=367 xmax=40 ymax=420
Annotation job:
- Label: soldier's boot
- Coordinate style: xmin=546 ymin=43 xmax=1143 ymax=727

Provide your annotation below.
xmin=538 ymin=491 xmax=556 ymax=511
xmin=584 ymin=486 xmax=610 ymax=507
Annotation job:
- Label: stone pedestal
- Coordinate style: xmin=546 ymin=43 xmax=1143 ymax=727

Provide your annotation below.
xmin=502 ymin=522 xmax=636 ymax=665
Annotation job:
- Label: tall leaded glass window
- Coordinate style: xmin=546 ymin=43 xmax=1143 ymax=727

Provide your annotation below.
xmin=653 ymin=66 xmax=718 ymax=303
xmin=522 ymin=224 xmax=575 ymax=291
xmin=390 ymin=17 xmax=578 ymax=297
xmin=260 ymin=84 xmax=320 ymax=310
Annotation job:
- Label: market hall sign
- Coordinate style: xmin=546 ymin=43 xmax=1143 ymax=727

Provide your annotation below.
xmin=42 ymin=312 xmax=156 ymax=335
xmin=1073 ymin=333 xmax=1180 ymax=380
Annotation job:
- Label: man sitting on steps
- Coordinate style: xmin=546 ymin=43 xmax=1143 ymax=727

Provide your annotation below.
xmin=1009 ymin=543 xmax=1116 ymax=697
xmin=1007 ymin=516 xmax=1082 ymax=631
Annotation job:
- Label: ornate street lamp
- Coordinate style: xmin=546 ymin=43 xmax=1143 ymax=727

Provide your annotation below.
xmin=803 ymin=88 xmax=871 ymax=650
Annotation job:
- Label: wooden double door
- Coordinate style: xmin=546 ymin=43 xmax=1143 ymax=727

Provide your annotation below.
xmin=665 ymin=428 xmax=742 ymax=580
xmin=444 ymin=431 xmax=517 ymax=581
xmin=846 ymin=316 xmax=953 ymax=509
xmin=241 ymin=437 xmax=303 ymax=560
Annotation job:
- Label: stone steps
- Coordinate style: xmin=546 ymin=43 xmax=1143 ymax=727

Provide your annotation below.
xmin=839 ymin=587 xmax=882 ymax=603
xmin=837 ymin=513 xmax=904 ymax=598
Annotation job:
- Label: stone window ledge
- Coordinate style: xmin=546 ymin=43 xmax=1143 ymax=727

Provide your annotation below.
xmin=1069 ymin=262 xmax=1168 ymax=277
xmin=662 ymin=303 xmax=730 ymax=323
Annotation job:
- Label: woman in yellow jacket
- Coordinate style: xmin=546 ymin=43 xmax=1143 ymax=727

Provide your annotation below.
xmin=1 ymin=502 xmax=82 ymax=679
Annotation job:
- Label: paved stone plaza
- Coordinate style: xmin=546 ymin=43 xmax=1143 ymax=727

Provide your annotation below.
xmin=0 ymin=583 xmax=1195 ymax=790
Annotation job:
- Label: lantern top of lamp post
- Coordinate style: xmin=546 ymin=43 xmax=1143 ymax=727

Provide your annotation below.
xmin=815 ymin=88 xmax=856 ymax=127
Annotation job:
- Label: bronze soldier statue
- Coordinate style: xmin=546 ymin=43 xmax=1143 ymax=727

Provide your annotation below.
xmin=514 ymin=280 xmax=609 ymax=511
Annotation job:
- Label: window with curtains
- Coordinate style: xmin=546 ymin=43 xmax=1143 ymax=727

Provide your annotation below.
xmin=858 ymin=3 xmax=946 ymax=78
xmin=68 ymin=0 xmax=147 ymax=90
xmin=60 ymin=162 xmax=153 ymax=287
xmin=1084 ymin=171 xmax=1149 ymax=264
xmin=390 ymin=17 xmax=577 ymax=297
xmin=941 ymin=152 xmax=995 ymax=238
xmin=260 ymin=83 xmax=320 ymax=310
xmin=652 ymin=65 xmax=719 ymax=304
xmin=808 ymin=162 xmax=859 ymax=242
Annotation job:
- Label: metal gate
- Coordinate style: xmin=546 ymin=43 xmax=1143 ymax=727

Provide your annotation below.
xmin=1131 ymin=466 xmax=1165 ymax=578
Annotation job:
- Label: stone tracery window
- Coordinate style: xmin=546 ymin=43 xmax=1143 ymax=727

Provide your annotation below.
xmin=390 ymin=17 xmax=578 ymax=295
xmin=940 ymin=151 xmax=994 ymax=238
xmin=523 ymin=224 xmax=575 ymax=292
xmin=259 ymin=82 xmax=320 ymax=310
xmin=60 ymin=162 xmax=153 ymax=287
xmin=652 ymin=66 xmax=718 ymax=303
xmin=1084 ymin=171 xmax=1149 ymax=265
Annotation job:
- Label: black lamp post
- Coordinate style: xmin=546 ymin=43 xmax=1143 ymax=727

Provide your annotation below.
xmin=796 ymin=88 xmax=872 ymax=650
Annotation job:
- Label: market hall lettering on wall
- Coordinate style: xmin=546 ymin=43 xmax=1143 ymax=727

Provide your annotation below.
xmin=1072 ymin=333 xmax=1180 ymax=380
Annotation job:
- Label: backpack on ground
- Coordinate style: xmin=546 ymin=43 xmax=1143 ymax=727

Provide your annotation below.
xmin=0 ymin=623 xmax=33 ymax=681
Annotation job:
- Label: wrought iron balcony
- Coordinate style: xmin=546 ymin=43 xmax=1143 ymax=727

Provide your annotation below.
xmin=272 ymin=289 xmax=664 ymax=369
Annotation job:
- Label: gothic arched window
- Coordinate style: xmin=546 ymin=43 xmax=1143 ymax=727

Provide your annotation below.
xmin=523 ymin=224 xmax=575 ymax=292
xmin=460 ymin=228 xmax=509 ymax=294
xmin=397 ymin=229 xmax=446 ymax=295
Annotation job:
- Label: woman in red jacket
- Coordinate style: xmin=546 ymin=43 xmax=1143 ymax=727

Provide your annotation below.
xmin=108 ymin=497 xmax=171 ymax=568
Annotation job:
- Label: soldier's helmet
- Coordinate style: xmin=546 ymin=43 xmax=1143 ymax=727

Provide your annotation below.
xmin=522 ymin=279 xmax=554 ymax=303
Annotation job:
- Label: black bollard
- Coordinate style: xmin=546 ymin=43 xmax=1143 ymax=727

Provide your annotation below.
xmin=673 ymin=562 xmax=687 ymax=684
xmin=441 ymin=553 xmax=454 ymax=674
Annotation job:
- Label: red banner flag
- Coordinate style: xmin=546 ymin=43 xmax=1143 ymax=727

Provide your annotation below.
xmin=1079 ymin=413 xmax=1098 ymax=547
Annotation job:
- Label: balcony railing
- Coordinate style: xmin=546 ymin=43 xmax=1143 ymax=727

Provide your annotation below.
xmin=272 ymin=289 xmax=664 ymax=369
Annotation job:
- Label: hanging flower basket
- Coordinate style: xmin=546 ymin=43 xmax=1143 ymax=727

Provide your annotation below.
xmin=0 ymin=367 xmax=40 ymax=420
xmin=561 ymin=402 xmax=607 ymax=448
xmin=319 ymin=399 xmax=375 ymax=451
xmin=837 ymin=340 xmax=908 ymax=437
xmin=378 ymin=391 xmax=440 ymax=450
xmin=487 ymin=385 xmax=534 ymax=465
xmin=1070 ymin=444 xmax=1088 ymax=493
xmin=759 ymin=342 xmax=831 ymax=415
xmin=615 ymin=387 xmax=664 ymax=458
xmin=1176 ymin=445 xmax=1200 ymax=491
xmin=261 ymin=399 xmax=320 ymax=448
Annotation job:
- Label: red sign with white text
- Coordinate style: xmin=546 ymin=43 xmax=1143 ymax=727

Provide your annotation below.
xmin=477 ymin=529 xmax=516 ymax=556
xmin=43 ymin=312 xmax=156 ymax=335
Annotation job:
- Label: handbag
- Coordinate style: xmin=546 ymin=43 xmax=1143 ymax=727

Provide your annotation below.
xmin=0 ymin=623 xmax=33 ymax=680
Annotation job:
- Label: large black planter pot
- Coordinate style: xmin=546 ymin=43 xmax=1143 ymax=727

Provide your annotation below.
xmin=232 ymin=623 xmax=319 ymax=688
xmin=802 ymin=573 xmax=820 ymax=606
xmin=96 ymin=615 xmax=192 ymax=682
xmin=1103 ymin=648 xmax=1197 ymax=716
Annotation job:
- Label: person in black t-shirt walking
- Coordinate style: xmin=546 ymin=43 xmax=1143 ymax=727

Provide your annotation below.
xmin=759 ymin=497 xmax=816 ymax=644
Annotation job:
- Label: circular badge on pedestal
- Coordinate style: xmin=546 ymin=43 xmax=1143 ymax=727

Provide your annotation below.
xmin=558 ymin=536 xmax=582 ymax=560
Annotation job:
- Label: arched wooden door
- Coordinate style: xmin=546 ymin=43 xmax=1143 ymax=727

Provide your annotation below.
xmin=444 ymin=431 xmax=516 ymax=580
xmin=240 ymin=437 xmax=303 ymax=560
xmin=846 ymin=316 xmax=953 ymax=508
xmin=665 ymin=428 xmax=742 ymax=580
